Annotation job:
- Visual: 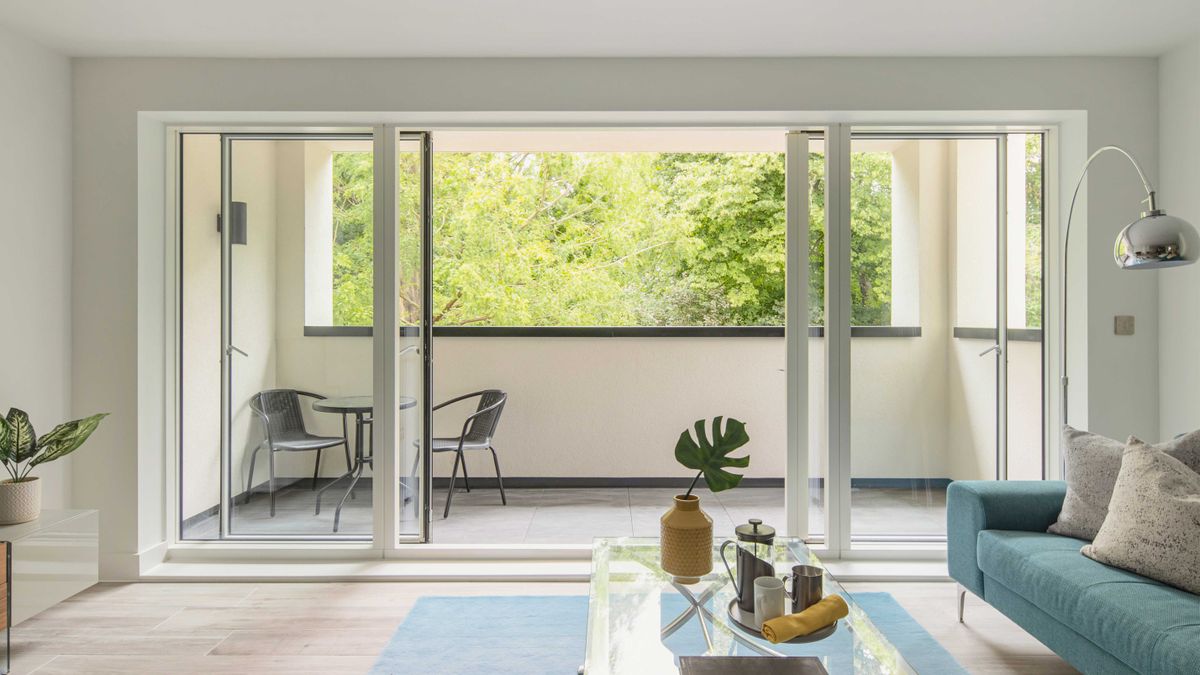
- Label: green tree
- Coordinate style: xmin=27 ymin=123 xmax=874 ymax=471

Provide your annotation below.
xmin=1024 ymin=135 xmax=1043 ymax=328
xmin=330 ymin=149 xmax=897 ymax=329
xmin=332 ymin=152 xmax=374 ymax=326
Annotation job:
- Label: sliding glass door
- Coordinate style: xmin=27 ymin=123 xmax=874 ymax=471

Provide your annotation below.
xmin=178 ymin=128 xmax=432 ymax=542
xmin=177 ymin=123 xmax=1043 ymax=553
xmin=808 ymin=128 xmax=1045 ymax=550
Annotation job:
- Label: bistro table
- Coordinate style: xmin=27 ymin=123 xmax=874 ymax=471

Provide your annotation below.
xmin=312 ymin=395 xmax=417 ymax=532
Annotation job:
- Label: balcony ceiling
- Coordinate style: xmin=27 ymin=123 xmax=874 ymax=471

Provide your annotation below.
xmin=1 ymin=0 xmax=1197 ymax=58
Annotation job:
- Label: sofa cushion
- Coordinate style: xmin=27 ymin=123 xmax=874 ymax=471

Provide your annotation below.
xmin=1050 ymin=426 xmax=1200 ymax=541
xmin=1082 ymin=440 xmax=1200 ymax=595
xmin=978 ymin=530 xmax=1200 ymax=675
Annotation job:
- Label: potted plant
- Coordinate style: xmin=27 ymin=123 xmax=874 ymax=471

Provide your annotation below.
xmin=661 ymin=416 xmax=749 ymax=583
xmin=0 ymin=408 xmax=107 ymax=525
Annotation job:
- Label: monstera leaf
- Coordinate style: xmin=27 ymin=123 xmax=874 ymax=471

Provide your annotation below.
xmin=675 ymin=416 xmax=750 ymax=493
xmin=30 ymin=413 xmax=108 ymax=468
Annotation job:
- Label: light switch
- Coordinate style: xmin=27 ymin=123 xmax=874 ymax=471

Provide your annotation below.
xmin=1114 ymin=315 xmax=1135 ymax=335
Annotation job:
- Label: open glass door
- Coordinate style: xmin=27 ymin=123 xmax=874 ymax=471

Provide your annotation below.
xmin=844 ymin=134 xmax=1005 ymax=542
xmin=219 ymin=132 xmax=377 ymax=540
xmin=383 ymin=130 xmax=432 ymax=543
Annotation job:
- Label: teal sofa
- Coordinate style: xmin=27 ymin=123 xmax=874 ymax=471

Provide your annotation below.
xmin=947 ymin=481 xmax=1200 ymax=675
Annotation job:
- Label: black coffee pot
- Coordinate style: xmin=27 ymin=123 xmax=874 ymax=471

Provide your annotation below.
xmin=719 ymin=518 xmax=776 ymax=613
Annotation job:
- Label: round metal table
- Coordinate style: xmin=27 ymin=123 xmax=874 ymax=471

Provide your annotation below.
xmin=312 ymin=395 xmax=417 ymax=532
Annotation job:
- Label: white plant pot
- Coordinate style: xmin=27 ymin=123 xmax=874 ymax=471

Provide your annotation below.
xmin=0 ymin=477 xmax=41 ymax=525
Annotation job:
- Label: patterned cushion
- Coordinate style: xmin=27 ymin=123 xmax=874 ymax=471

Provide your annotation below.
xmin=1048 ymin=426 xmax=1200 ymax=540
xmin=1082 ymin=440 xmax=1200 ymax=595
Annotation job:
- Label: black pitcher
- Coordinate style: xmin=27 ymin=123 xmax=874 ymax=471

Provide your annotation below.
xmin=719 ymin=518 xmax=776 ymax=613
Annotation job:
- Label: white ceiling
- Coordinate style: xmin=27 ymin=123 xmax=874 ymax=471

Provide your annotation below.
xmin=1 ymin=0 xmax=1198 ymax=58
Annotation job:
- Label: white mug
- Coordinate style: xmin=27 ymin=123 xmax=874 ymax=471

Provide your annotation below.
xmin=753 ymin=576 xmax=786 ymax=630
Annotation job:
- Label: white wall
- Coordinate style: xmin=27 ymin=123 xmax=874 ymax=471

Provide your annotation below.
xmin=0 ymin=25 xmax=73 ymax=507
xmin=1158 ymin=37 xmax=1200 ymax=440
xmin=69 ymin=56 xmax=1159 ymax=577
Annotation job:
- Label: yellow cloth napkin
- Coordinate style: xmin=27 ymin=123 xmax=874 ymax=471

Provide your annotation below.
xmin=760 ymin=594 xmax=849 ymax=643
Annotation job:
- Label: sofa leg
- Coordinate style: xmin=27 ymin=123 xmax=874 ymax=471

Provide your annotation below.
xmin=957 ymin=584 xmax=967 ymax=623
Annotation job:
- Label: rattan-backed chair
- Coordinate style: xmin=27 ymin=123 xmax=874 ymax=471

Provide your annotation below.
xmin=432 ymin=390 xmax=508 ymax=518
xmin=247 ymin=389 xmax=352 ymax=516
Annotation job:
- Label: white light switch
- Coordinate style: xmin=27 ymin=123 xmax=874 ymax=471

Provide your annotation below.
xmin=1114 ymin=315 xmax=1135 ymax=335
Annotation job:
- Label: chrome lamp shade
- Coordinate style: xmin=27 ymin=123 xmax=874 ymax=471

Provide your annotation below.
xmin=1113 ymin=211 xmax=1200 ymax=269
xmin=1061 ymin=144 xmax=1198 ymax=452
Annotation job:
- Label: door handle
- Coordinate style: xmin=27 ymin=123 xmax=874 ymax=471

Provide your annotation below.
xmin=978 ymin=344 xmax=1001 ymax=357
xmin=226 ymin=345 xmax=249 ymax=358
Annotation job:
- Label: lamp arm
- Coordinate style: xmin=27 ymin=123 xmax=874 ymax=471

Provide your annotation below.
xmin=1060 ymin=145 xmax=1156 ymax=438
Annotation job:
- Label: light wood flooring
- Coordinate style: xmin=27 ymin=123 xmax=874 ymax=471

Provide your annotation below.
xmin=10 ymin=580 xmax=1075 ymax=674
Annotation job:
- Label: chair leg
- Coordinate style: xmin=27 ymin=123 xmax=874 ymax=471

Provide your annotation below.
xmin=268 ymin=447 xmax=277 ymax=518
xmin=490 ymin=446 xmax=507 ymax=506
xmin=444 ymin=452 xmax=462 ymax=519
xmin=957 ymin=584 xmax=967 ymax=623
xmin=312 ymin=448 xmax=324 ymax=490
xmin=245 ymin=443 xmax=263 ymax=505
xmin=461 ymin=453 xmax=471 ymax=492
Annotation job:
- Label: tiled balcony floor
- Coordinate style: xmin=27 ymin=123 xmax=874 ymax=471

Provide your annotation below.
xmin=183 ymin=484 xmax=947 ymax=543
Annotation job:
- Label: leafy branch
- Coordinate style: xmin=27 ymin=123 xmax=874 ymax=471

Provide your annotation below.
xmin=0 ymin=409 xmax=108 ymax=482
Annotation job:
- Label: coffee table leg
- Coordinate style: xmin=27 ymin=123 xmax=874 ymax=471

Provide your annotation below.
xmin=666 ymin=583 xmax=716 ymax=652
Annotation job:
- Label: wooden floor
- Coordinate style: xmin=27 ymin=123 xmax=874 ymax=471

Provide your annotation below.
xmin=11 ymin=581 xmax=1076 ymax=674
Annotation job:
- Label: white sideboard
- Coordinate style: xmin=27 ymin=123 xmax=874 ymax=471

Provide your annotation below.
xmin=0 ymin=509 xmax=99 ymax=625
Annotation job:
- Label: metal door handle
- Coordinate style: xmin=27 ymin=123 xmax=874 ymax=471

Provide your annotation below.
xmin=978 ymin=344 xmax=1001 ymax=357
xmin=226 ymin=345 xmax=249 ymax=357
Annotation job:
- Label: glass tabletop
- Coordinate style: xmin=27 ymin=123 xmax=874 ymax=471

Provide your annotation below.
xmin=584 ymin=537 xmax=915 ymax=675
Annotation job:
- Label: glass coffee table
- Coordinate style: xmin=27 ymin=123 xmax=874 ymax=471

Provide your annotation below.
xmin=583 ymin=537 xmax=915 ymax=674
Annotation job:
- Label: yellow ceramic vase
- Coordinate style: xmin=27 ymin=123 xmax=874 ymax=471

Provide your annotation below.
xmin=660 ymin=494 xmax=714 ymax=584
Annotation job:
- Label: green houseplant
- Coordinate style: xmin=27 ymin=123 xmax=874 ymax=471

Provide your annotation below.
xmin=0 ymin=408 xmax=107 ymax=524
xmin=661 ymin=416 xmax=749 ymax=583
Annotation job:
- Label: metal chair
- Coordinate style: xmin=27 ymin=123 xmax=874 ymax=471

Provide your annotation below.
xmin=432 ymin=390 xmax=508 ymax=518
xmin=247 ymin=389 xmax=352 ymax=517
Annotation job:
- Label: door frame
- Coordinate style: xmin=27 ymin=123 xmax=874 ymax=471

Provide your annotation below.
xmin=215 ymin=129 xmax=434 ymax=547
xmin=158 ymin=114 xmax=1064 ymax=573
xmin=810 ymin=128 xmax=1047 ymax=556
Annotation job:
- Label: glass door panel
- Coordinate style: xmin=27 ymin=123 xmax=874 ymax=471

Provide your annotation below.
xmin=806 ymin=137 xmax=828 ymax=542
xmin=179 ymin=133 xmax=222 ymax=540
xmin=222 ymin=134 xmax=375 ymax=540
xmin=394 ymin=132 xmax=430 ymax=542
xmin=848 ymin=137 xmax=1000 ymax=540
xmin=1006 ymin=133 xmax=1045 ymax=480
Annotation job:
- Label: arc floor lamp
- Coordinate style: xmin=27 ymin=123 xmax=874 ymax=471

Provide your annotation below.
xmin=1061 ymin=145 xmax=1199 ymax=435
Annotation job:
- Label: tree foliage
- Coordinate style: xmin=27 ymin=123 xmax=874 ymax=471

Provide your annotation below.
xmin=1024 ymin=135 xmax=1043 ymax=328
xmin=331 ymin=150 xmax=896 ymax=328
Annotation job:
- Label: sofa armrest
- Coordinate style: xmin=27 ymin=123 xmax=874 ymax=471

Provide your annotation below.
xmin=947 ymin=480 xmax=1067 ymax=596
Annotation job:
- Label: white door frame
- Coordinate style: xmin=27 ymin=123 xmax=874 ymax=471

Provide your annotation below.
xmin=154 ymin=113 xmax=1065 ymax=575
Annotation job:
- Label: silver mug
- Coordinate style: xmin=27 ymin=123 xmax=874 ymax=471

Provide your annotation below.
xmin=783 ymin=564 xmax=823 ymax=613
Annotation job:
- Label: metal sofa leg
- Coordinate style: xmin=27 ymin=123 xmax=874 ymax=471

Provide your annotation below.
xmin=957 ymin=584 xmax=967 ymax=623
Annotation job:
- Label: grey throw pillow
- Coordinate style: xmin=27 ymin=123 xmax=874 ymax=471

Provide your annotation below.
xmin=1082 ymin=440 xmax=1200 ymax=595
xmin=1048 ymin=426 xmax=1200 ymax=540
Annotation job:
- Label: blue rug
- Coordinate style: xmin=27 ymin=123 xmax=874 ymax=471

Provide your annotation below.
xmin=371 ymin=593 xmax=965 ymax=674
